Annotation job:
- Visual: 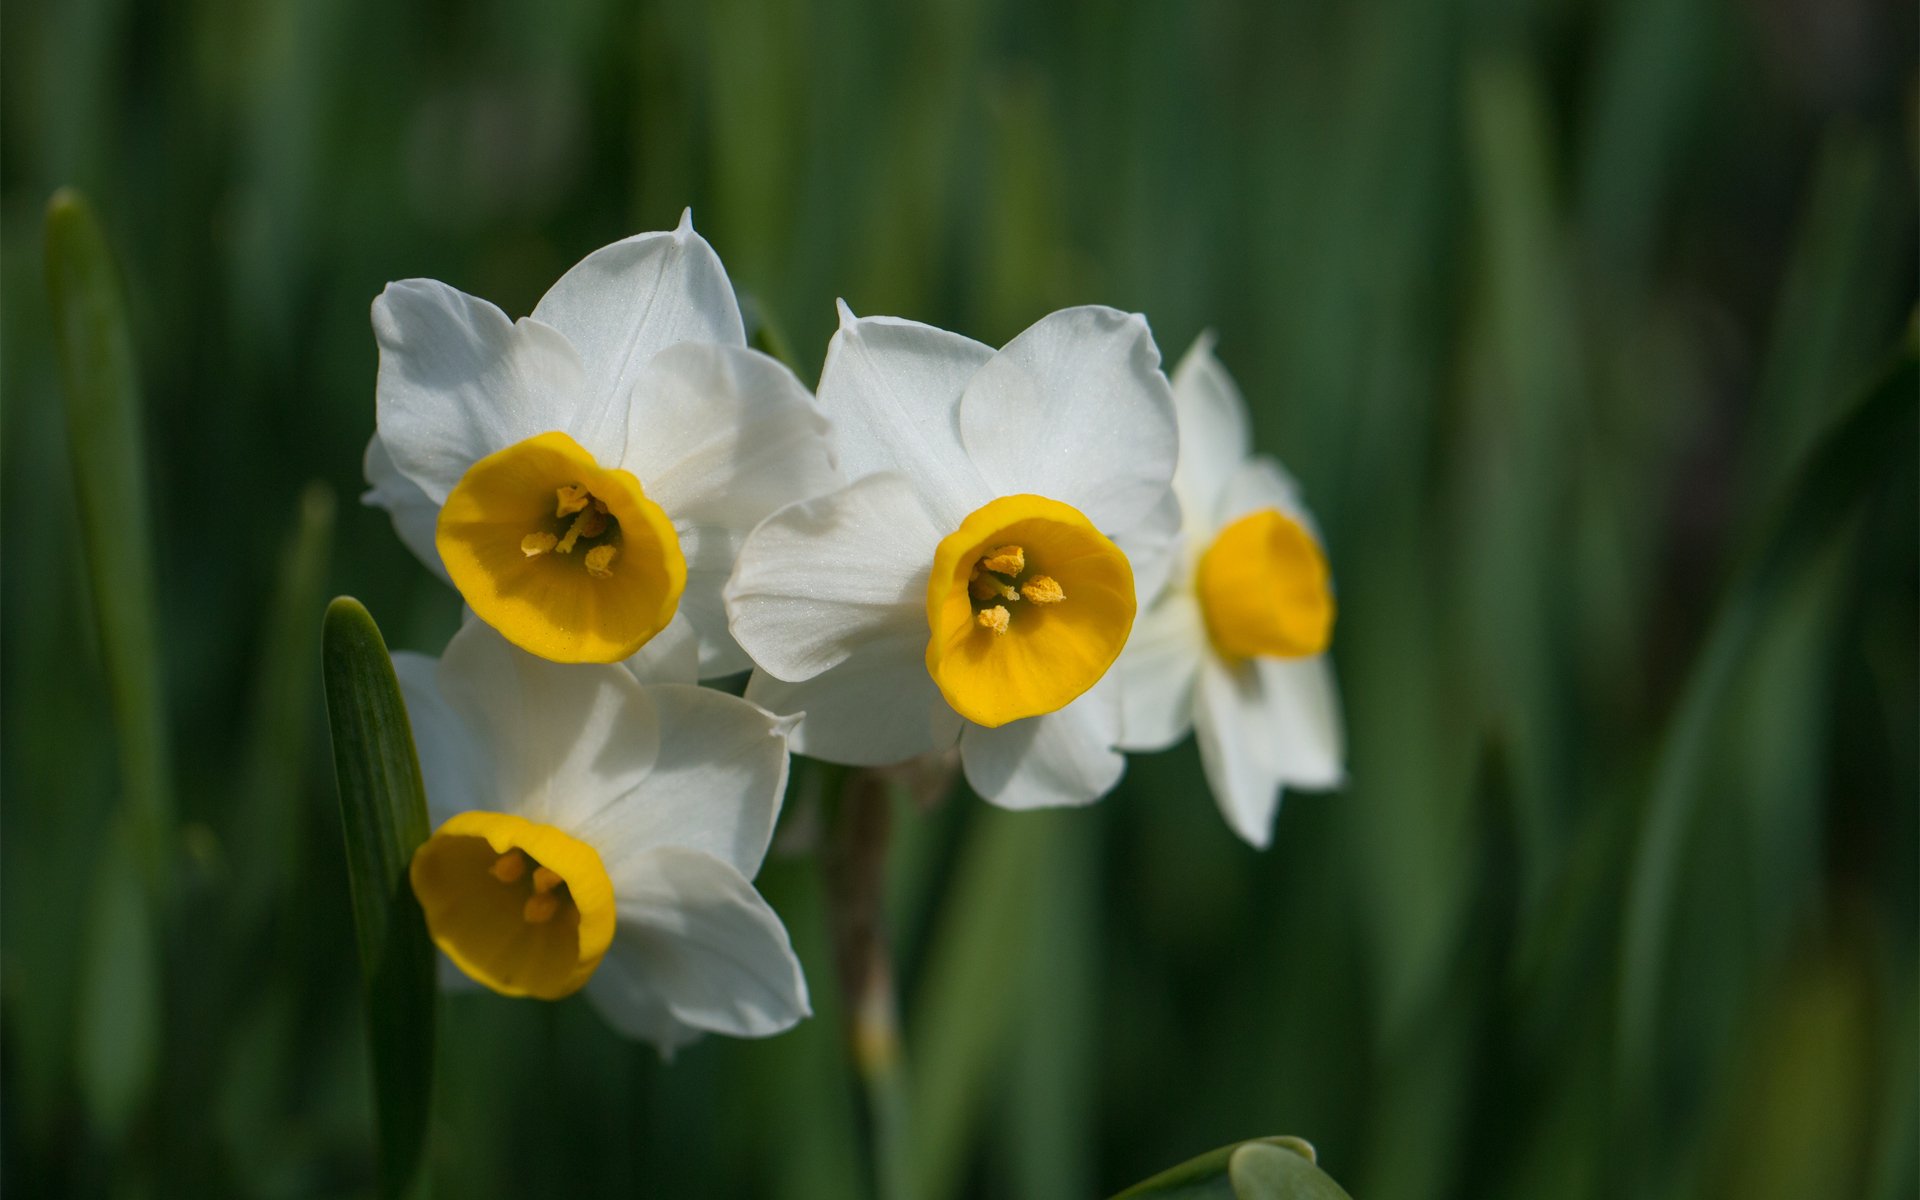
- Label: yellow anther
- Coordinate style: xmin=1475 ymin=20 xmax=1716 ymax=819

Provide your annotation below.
xmin=555 ymin=484 xmax=592 ymax=517
xmin=532 ymin=866 xmax=564 ymax=894
xmin=522 ymin=892 xmax=560 ymax=924
xmin=576 ymin=508 xmax=609 ymax=539
xmin=489 ymin=851 xmax=528 ymax=883
xmin=584 ymin=544 xmax=618 ymax=579
xmin=981 ymin=545 xmax=1025 ymax=575
xmin=970 ymin=573 xmax=1016 ymax=603
xmin=1020 ymin=575 xmax=1064 ymax=604
xmin=520 ymin=532 xmax=559 ymax=558
xmin=976 ymin=605 xmax=1011 ymax=634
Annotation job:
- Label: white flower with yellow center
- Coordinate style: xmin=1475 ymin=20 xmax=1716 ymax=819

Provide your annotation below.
xmin=393 ymin=619 xmax=810 ymax=1053
xmin=725 ymin=303 xmax=1180 ymax=809
xmin=365 ymin=212 xmax=836 ymax=669
xmin=1115 ymin=335 xmax=1345 ymax=847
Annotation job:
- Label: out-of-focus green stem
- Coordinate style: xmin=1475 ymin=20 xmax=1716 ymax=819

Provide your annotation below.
xmin=825 ymin=769 xmax=916 ymax=1200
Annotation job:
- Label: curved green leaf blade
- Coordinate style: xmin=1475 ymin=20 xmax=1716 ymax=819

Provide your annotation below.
xmin=44 ymin=187 xmax=173 ymax=884
xmin=1112 ymin=1136 xmax=1329 ymax=1200
xmin=321 ymin=596 xmax=435 ymax=1200
xmin=1227 ymin=1143 xmax=1355 ymax=1200
xmin=1615 ymin=326 xmax=1920 ymax=1136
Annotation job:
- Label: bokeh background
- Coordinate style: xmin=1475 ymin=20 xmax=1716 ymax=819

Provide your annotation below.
xmin=3 ymin=0 xmax=1916 ymax=1195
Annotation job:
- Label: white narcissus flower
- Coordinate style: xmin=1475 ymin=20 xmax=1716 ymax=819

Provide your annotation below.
xmin=394 ymin=619 xmax=810 ymax=1055
xmin=365 ymin=211 xmax=836 ymax=671
xmin=1115 ymin=334 xmax=1345 ymax=848
xmin=724 ymin=303 xmax=1181 ymax=810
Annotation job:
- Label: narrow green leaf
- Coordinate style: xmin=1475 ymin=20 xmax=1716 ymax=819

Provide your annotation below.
xmin=321 ymin=596 xmax=436 ymax=1200
xmin=233 ymin=482 xmax=337 ymax=915
xmin=1227 ymin=1142 xmax=1355 ymax=1200
xmin=45 ymin=187 xmax=173 ymax=884
xmin=73 ymin=807 xmax=161 ymax=1139
xmin=1111 ymin=1137 xmax=1332 ymax=1200
xmin=1615 ymin=329 xmax=1919 ymax=1135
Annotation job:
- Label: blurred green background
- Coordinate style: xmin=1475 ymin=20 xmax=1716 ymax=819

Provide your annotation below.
xmin=3 ymin=0 xmax=1916 ymax=1195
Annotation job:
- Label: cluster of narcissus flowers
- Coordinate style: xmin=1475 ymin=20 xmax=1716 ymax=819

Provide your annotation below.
xmin=364 ymin=214 xmax=1344 ymax=1051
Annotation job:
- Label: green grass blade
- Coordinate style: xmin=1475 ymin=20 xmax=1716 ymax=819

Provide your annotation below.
xmin=321 ymin=596 xmax=436 ymax=1200
xmin=1614 ymin=328 xmax=1919 ymax=1143
xmin=73 ymin=807 xmax=161 ymax=1141
xmin=44 ymin=187 xmax=173 ymax=884
xmin=234 ymin=482 xmax=337 ymax=916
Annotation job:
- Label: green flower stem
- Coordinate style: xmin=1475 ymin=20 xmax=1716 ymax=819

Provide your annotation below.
xmin=825 ymin=768 xmax=917 ymax=1200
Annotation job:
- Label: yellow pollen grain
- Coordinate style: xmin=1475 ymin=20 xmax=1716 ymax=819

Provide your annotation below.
xmin=1020 ymin=575 xmax=1064 ymax=604
xmin=522 ymin=892 xmax=560 ymax=924
xmin=489 ymin=850 xmax=528 ymax=883
xmin=976 ymin=605 xmax=1011 ymax=634
xmin=520 ymin=532 xmax=559 ymax=558
xmin=584 ymin=544 xmax=618 ymax=579
xmin=555 ymin=484 xmax=592 ymax=517
xmin=532 ymin=866 xmax=564 ymax=895
xmin=981 ymin=545 xmax=1025 ymax=575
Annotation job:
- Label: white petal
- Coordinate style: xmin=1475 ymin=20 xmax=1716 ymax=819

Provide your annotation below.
xmin=573 ymin=684 xmax=790 ymax=879
xmin=816 ymin=305 xmax=994 ymax=529
xmin=1193 ymin=657 xmax=1288 ymax=848
xmin=957 ymin=306 xmax=1178 ymax=535
xmin=677 ymin=522 xmax=755 ymax=677
xmin=1115 ymin=486 xmax=1185 ymax=612
xmin=1115 ymin=589 xmax=1206 ymax=752
xmin=432 ymin=619 xmax=660 ymax=831
xmin=959 ymin=682 xmax=1125 ymax=810
xmin=372 ymin=279 xmax=595 ymax=499
xmin=621 ymin=609 xmax=700 ymax=686
xmin=1169 ymin=333 xmax=1252 ymax=531
xmin=589 ymin=846 xmax=810 ymax=1041
xmin=622 ymin=343 xmax=838 ymax=522
xmin=361 ymin=432 xmax=448 ymax=582
xmin=1218 ymin=455 xmax=1316 ymax=536
xmin=745 ymin=647 xmax=964 ymax=767
xmin=392 ymin=647 xmax=493 ymax=827
xmin=529 ymin=214 xmax=747 ymax=453
xmin=584 ymin=972 xmax=705 ymax=1056
xmin=1254 ymin=655 xmax=1347 ymax=790
xmin=724 ymin=473 xmax=940 ymax=681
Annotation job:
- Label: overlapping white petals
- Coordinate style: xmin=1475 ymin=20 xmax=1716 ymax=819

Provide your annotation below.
xmin=529 ymin=210 xmax=746 ymax=440
xmin=958 ymin=682 xmax=1126 ymax=810
xmin=958 ymin=306 xmax=1179 ymax=536
xmin=746 ymin=649 xmax=964 ymax=766
xmin=588 ymin=846 xmax=809 ymax=1047
xmin=396 ymin=619 xmax=806 ymax=1051
xmin=373 ymin=280 xmax=594 ymax=498
xmin=1168 ymin=331 xmax=1252 ymax=529
xmin=362 ymin=433 xmax=447 ymax=581
xmin=726 ymin=472 xmax=943 ymax=681
xmin=816 ymin=305 xmax=995 ymax=529
xmin=1115 ymin=589 xmax=1205 ymax=752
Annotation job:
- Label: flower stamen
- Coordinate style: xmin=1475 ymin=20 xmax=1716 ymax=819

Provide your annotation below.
xmin=1019 ymin=575 xmax=1064 ymax=604
xmin=976 ymin=605 xmax=1011 ymax=634
xmin=490 ymin=850 xmax=528 ymax=883
xmin=981 ymin=545 xmax=1025 ymax=575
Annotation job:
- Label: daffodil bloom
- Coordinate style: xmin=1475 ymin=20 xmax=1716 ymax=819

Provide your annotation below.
xmin=1115 ymin=335 xmax=1344 ymax=847
xmin=393 ymin=619 xmax=810 ymax=1053
xmin=725 ymin=303 xmax=1180 ymax=809
xmin=365 ymin=212 xmax=836 ymax=669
